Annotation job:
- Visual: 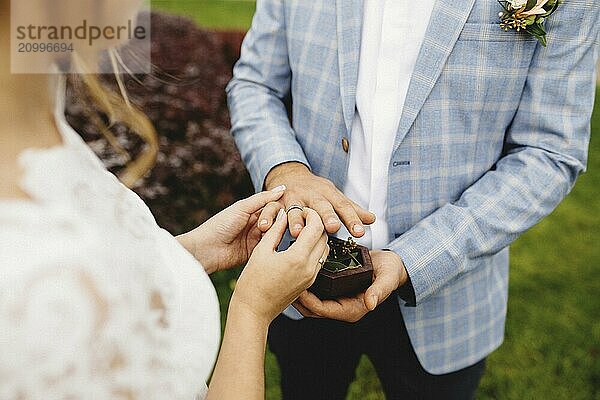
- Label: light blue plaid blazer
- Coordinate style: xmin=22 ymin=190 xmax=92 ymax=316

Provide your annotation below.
xmin=227 ymin=0 xmax=599 ymax=374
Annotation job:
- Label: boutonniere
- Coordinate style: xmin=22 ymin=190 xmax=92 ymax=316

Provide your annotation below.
xmin=498 ymin=0 xmax=560 ymax=46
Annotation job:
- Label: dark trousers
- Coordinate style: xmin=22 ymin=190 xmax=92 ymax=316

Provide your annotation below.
xmin=268 ymin=297 xmax=486 ymax=400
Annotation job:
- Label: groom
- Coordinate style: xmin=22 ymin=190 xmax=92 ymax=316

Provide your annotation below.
xmin=227 ymin=0 xmax=598 ymax=398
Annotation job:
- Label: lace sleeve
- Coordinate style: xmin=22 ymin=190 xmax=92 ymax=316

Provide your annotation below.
xmin=0 ymin=115 xmax=219 ymax=399
xmin=0 ymin=253 xmax=213 ymax=400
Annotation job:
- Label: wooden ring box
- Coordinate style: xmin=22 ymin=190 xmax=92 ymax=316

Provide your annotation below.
xmin=308 ymin=236 xmax=373 ymax=300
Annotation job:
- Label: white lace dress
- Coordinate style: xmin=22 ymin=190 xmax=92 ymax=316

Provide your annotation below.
xmin=0 ymin=80 xmax=220 ymax=399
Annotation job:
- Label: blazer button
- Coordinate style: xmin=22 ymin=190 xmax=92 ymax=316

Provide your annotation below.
xmin=341 ymin=137 xmax=350 ymax=153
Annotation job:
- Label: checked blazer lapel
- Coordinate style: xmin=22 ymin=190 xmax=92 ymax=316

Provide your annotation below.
xmin=393 ymin=0 xmax=477 ymax=151
xmin=336 ymin=0 xmax=363 ymax=134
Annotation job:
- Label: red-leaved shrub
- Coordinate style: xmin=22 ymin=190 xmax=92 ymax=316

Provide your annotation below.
xmin=65 ymin=12 xmax=253 ymax=235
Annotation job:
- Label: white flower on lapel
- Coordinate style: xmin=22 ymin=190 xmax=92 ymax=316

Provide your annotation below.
xmin=521 ymin=0 xmax=551 ymax=16
xmin=507 ymin=0 xmax=527 ymax=8
xmin=498 ymin=0 xmax=560 ymax=46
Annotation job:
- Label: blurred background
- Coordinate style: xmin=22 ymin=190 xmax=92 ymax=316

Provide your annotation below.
xmin=67 ymin=1 xmax=599 ymax=399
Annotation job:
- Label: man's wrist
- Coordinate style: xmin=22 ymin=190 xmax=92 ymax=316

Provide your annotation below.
xmin=382 ymin=248 xmax=416 ymax=306
xmin=382 ymin=248 xmax=408 ymax=287
xmin=264 ymin=161 xmax=310 ymax=190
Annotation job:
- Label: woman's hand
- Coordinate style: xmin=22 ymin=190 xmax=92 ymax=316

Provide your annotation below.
xmin=231 ymin=207 xmax=329 ymax=324
xmin=206 ymin=208 xmax=327 ymax=400
xmin=177 ymin=186 xmax=287 ymax=274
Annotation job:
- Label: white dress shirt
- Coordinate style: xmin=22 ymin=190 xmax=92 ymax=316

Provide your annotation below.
xmin=340 ymin=0 xmax=436 ymax=249
xmin=285 ymin=0 xmax=435 ymax=320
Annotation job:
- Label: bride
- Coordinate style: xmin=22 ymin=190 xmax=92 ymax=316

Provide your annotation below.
xmin=0 ymin=1 xmax=329 ymax=399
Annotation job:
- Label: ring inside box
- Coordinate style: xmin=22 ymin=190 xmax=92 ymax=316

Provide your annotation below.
xmin=309 ymin=236 xmax=373 ymax=300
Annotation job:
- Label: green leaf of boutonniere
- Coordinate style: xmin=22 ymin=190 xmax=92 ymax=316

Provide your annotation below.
xmin=498 ymin=0 xmax=561 ymax=46
xmin=542 ymin=0 xmax=560 ymax=17
xmin=527 ymin=22 xmax=548 ymax=46
xmin=525 ymin=0 xmax=538 ymax=11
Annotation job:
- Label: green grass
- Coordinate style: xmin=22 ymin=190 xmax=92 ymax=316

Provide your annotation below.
xmin=151 ymin=0 xmax=255 ymax=30
xmin=152 ymin=3 xmax=600 ymax=398
xmin=476 ymin=92 xmax=600 ymax=400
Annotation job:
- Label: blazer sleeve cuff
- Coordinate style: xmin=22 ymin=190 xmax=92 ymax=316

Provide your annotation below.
xmin=247 ymin=138 xmax=311 ymax=193
xmin=388 ymin=225 xmax=459 ymax=306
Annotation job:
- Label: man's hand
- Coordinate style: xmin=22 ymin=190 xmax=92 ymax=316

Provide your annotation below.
xmin=260 ymin=162 xmax=376 ymax=237
xmin=293 ymin=250 xmax=408 ymax=322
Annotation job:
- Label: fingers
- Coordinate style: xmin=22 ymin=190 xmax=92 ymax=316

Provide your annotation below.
xmin=364 ymin=266 xmax=399 ymax=311
xmin=236 ymin=186 xmax=286 ymax=216
xmin=297 ymin=291 xmax=369 ymax=322
xmin=312 ymin=188 xmax=375 ymax=237
xmin=286 ymin=204 xmax=305 ymax=237
xmin=258 ymin=208 xmax=287 ymax=251
xmin=296 ymin=291 xmax=334 ymax=317
xmin=312 ymin=198 xmax=342 ymax=234
xmin=304 ymin=234 xmax=329 ymax=284
xmin=292 ymin=297 xmax=322 ymax=318
xmin=347 ymin=198 xmax=377 ymax=225
xmin=330 ymin=196 xmax=367 ymax=237
xmin=286 ymin=208 xmax=326 ymax=256
xmin=257 ymin=201 xmax=283 ymax=232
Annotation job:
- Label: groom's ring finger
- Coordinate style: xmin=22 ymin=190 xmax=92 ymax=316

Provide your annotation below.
xmin=286 ymin=203 xmax=305 ymax=237
xmin=286 ymin=205 xmax=304 ymax=214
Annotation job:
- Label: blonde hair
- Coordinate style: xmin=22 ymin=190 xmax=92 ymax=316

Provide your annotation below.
xmin=70 ymin=50 xmax=158 ymax=187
